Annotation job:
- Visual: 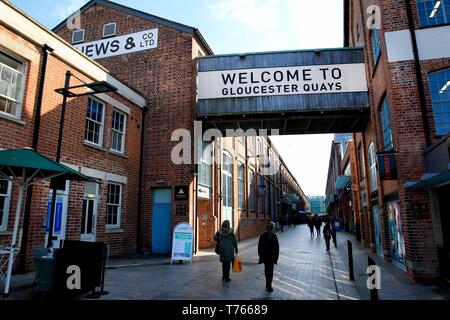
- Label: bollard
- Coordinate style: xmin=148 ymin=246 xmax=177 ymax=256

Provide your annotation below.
xmin=347 ymin=240 xmax=354 ymax=281
xmin=368 ymin=256 xmax=378 ymax=301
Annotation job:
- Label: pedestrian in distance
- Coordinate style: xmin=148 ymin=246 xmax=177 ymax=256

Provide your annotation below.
xmin=323 ymin=216 xmax=332 ymax=252
xmin=314 ymin=214 xmax=322 ymax=237
xmin=330 ymin=214 xmax=337 ymax=247
xmin=258 ymin=221 xmax=279 ymax=293
xmin=214 ymin=220 xmax=238 ymax=282
xmin=307 ymin=214 xmax=315 ymax=237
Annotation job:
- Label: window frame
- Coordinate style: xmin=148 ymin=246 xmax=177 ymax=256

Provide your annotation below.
xmin=106 ymin=182 xmax=122 ymax=228
xmin=110 ymin=109 xmax=126 ymax=154
xmin=102 ymin=22 xmax=117 ymax=38
xmin=199 ymin=141 xmax=212 ymax=188
xmin=85 ymin=97 xmax=106 ymax=147
xmin=416 ymin=0 xmax=450 ymax=28
xmin=237 ymin=161 xmax=245 ymax=210
xmin=71 ymin=29 xmax=85 ymax=44
xmin=249 ymin=169 xmax=255 ymax=212
xmin=0 ymin=50 xmax=27 ymax=120
xmin=428 ymin=68 xmax=450 ymax=136
xmin=371 ymin=27 xmax=382 ymax=66
xmin=381 ymin=97 xmax=394 ymax=151
xmin=368 ymin=142 xmax=378 ymax=192
xmin=0 ymin=179 xmax=12 ymax=232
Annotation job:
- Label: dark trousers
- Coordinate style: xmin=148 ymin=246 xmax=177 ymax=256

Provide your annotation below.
xmin=264 ymin=262 xmax=275 ymax=289
xmin=308 ymin=225 xmax=314 ymax=235
xmin=315 ymin=226 xmax=321 ymax=235
xmin=332 ymin=229 xmax=337 ymax=247
xmin=222 ymin=261 xmax=232 ymax=279
xmin=325 ymin=236 xmax=331 ymax=250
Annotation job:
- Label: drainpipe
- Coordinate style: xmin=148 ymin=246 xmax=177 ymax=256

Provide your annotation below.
xmin=18 ymin=44 xmax=53 ymax=273
xmin=405 ymin=0 xmax=432 ymax=146
xmin=136 ymin=105 xmax=149 ymax=254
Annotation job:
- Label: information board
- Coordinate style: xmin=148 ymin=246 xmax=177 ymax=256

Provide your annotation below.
xmin=171 ymin=223 xmax=194 ymax=265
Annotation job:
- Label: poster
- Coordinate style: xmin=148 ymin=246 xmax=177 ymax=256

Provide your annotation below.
xmin=171 ymin=223 xmax=194 ymax=263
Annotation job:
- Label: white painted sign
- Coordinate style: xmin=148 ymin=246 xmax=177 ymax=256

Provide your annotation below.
xmin=197 ymin=185 xmax=211 ymax=199
xmin=171 ymin=223 xmax=194 ymax=264
xmin=198 ymin=63 xmax=368 ymax=99
xmin=75 ymin=28 xmax=158 ymax=60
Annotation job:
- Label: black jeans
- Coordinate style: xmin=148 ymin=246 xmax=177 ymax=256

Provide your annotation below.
xmin=325 ymin=236 xmax=331 ymax=250
xmin=264 ymin=262 xmax=275 ymax=288
xmin=332 ymin=229 xmax=337 ymax=247
xmin=222 ymin=261 xmax=232 ymax=280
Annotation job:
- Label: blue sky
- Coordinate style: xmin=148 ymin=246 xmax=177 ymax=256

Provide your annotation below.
xmin=10 ymin=0 xmax=344 ymax=196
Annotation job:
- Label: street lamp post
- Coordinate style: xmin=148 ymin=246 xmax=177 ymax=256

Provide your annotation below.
xmin=47 ymin=71 xmax=117 ymax=249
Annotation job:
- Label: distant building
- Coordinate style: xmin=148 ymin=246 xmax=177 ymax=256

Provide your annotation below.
xmin=308 ymin=196 xmax=326 ymax=214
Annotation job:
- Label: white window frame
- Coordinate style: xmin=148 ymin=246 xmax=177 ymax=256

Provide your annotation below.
xmin=0 ymin=180 xmax=12 ymax=232
xmin=71 ymin=29 xmax=85 ymax=44
xmin=85 ymin=97 xmax=105 ymax=147
xmin=106 ymin=182 xmax=122 ymax=229
xmin=0 ymin=50 xmax=27 ymax=120
xmin=102 ymin=23 xmax=117 ymax=38
xmin=237 ymin=161 xmax=245 ymax=210
xmin=110 ymin=109 xmax=126 ymax=154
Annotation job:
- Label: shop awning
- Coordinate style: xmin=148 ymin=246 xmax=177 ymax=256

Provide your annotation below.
xmin=405 ymin=168 xmax=450 ymax=190
xmin=335 ymin=175 xmax=351 ymax=189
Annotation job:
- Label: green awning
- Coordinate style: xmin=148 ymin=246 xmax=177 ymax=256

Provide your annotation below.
xmin=0 ymin=149 xmax=95 ymax=183
xmin=405 ymin=170 xmax=450 ymax=190
xmin=335 ymin=175 xmax=351 ymax=189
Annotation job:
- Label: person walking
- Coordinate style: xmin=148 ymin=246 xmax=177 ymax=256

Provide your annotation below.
xmin=214 ymin=220 xmax=238 ymax=282
xmin=258 ymin=222 xmax=279 ymax=292
xmin=330 ymin=214 xmax=337 ymax=247
xmin=314 ymin=214 xmax=322 ymax=237
xmin=307 ymin=214 xmax=315 ymax=237
xmin=323 ymin=216 xmax=332 ymax=251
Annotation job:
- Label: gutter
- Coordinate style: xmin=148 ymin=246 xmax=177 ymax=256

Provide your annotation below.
xmin=18 ymin=44 xmax=54 ymax=273
xmin=405 ymin=0 xmax=432 ymax=146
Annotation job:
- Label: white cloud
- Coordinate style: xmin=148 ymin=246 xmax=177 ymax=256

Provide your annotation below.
xmin=53 ymin=0 xmax=89 ymax=20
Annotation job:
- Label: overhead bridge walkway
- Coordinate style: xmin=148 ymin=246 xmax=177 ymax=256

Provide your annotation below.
xmin=196 ymin=47 xmax=369 ymax=135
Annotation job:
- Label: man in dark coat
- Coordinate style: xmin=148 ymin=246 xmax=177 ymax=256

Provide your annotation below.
xmin=214 ymin=220 xmax=238 ymax=282
xmin=323 ymin=216 xmax=332 ymax=251
xmin=258 ymin=221 xmax=279 ymax=292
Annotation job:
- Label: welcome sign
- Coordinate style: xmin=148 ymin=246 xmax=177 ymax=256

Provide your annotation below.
xmin=198 ymin=63 xmax=368 ymax=99
xmin=75 ymin=28 xmax=158 ymax=59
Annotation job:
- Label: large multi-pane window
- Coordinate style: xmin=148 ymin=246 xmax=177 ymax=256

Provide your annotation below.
xmin=371 ymin=28 xmax=381 ymax=64
xmin=249 ymin=170 xmax=255 ymax=211
xmin=106 ymin=183 xmax=122 ymax=227
xmin=0 ymin=180 xmax=11 ymax=232
xmin=111 ymin=110 xmax=126 ymax=153
xmin=199 ymin=141 xmax=212 ymax=188
xmin=368 ymin=143 xmax=378 ymax=192
xmin=428 ymin=68 xmax=450 ymax=135
xmin=417 ymin=0 xmax=450 ymax=27
xmin=381 ymin=97 xmax=394 ymax=151
xmin=238 ymin=162 xmax=245 ymax=210
xmin=85 ymin=98 xmax=105 ymax=146
xmin=0 ymin=51 xmax=26 ymax=119
xmin=258 ymin=175 xmax=264 ymax=213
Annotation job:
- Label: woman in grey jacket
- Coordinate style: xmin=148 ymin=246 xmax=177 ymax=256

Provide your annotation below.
xmin=214 ymin=220 xmax=238 ymax=282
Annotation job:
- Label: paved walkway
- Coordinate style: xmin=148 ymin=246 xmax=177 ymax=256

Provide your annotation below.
xmin=4 ymin=225 xmax=450 ymax=300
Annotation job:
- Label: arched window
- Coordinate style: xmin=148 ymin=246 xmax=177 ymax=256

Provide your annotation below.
xmin=249 ymin=169 xmax=255 ymax=211
xmin=381 ymin=97 xmax=394 ymax=151
xmin=428 ymin=68 xmax=450 ymax=136
xmin=237 ymin=162 xmax=245 ymax=210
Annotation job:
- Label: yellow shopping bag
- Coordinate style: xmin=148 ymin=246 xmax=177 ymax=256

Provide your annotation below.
xmin=232 ymin=256 xmax=242 ymax=273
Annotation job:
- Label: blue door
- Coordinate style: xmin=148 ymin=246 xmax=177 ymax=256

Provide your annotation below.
xmin=152 ymin=189 xmax=172 ymax=254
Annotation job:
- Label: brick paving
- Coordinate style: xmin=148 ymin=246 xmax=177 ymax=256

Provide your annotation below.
xmin=4 ymin=225 xmax=450 ymax=300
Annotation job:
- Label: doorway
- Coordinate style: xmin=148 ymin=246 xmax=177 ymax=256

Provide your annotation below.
xmin=437 ymin=185 xmax=450 ymax=281
xmin=372 ymin=204 xmax=383 ymax=257
xmin=387 ymin=200 xmax=406 ymax=268
xmin=80 ymin=182 xmax=99 ymax=242
xmin=222 ymin=152 xmax=233 ymax=228
xmin=45 ymin=181 xmax=69 ymax=248
xmin=152 ymin=188 xmax=172 ymax=254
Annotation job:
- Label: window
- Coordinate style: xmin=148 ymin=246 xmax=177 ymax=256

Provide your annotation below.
xmin=368 ymin=143 xmax=378 ymax=192
xmin=265 ymin=180 xmax=270 ymax=215
xmin=0 ymin=180 xmax=11 ymax=232
xmin=0 ymin=51 xmax=26 ymax=119
xmin=249 ymin=170 xmax=255 ymax=211
xmin=417 ymin=0 xmax=450 ymax=27
xmin=359 ymin=144 xmax=365 ymax=179
xmin=237 ymin=136 xmax=244 ymax=145
xmin=248 ymin=136 xmax=256 ymax=155
xmin=85 ymin=98 xmax=105 ymax=146
xmin=72 ymin=29 xmax=85 ymax=44
xmin=381 ymin=97 xmax=394 ymax=151
xmin=429 ymin=68 xmax=450 ymax=135
xmin=258 ymin=175 xmax=264 ymax=213
xmin=371 ymin=28 xmax=381 ymax=64
xmin=238 ymin=162 xmax=245 ymax=210
xmin=257 ymin=140 xmax=262 ymax=157
xmin=106 ymin=183 xmax=122 ymax=227
xmin=199 ymin=141 xmax=212 ymax=188
xmin=103 ymin=23 xmax=117 ymax=38
xmin=111 ymin=110 xmax=126 ymax=153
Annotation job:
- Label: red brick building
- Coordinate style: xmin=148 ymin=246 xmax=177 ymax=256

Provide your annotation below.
xmin=343 ymin=0 xmax=450 ymax=281
xmin=0 ymin=0 xmax=146 ymax=270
